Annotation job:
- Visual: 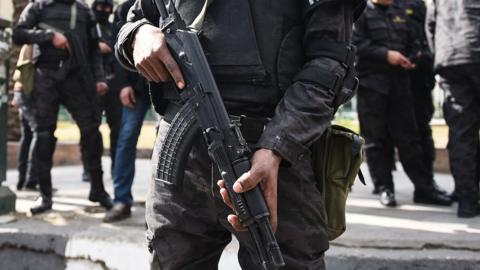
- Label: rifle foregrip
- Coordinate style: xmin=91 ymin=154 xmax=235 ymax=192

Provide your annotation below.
xmin=232 ymin=158 xmax=270 ymax=220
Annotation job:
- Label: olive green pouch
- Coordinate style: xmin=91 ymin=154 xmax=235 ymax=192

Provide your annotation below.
xmin=312 ymin=125 xmax=365 ymax=241
xmin=16 ymin=44 xmax=35 ymax=97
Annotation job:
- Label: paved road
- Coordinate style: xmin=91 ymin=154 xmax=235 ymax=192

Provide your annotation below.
xmin=1 ymin=158 xmax=479 ymax=269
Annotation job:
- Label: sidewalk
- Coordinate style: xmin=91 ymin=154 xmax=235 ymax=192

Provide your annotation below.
xmin=1 ymin=158 xmax=479 ymax=270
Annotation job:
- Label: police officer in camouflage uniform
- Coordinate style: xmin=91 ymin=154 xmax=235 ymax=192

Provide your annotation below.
xmin=13 ymin=0 xmax=113 ymax=214
xmin=353 ymin=0 xmax=451 ymax=207
xmin=427 ymin=0 xmax=480 ymax=218
xmin=81 ymin=0 xmax=123 ymax=182
xmin=116 ymin=0 xmax=365 ymax=268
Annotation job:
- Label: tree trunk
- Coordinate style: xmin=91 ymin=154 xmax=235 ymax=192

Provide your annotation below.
xmin=7 ymin=0 xmax=29 ymax=141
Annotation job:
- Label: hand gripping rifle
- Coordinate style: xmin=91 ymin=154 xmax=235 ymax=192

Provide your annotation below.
xmin=152 ymin=0 xmax=285 ymax=269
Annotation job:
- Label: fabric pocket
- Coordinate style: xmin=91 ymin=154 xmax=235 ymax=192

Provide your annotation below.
xmin=200 ymin=0 xmax=268 ymax=84
xmin=366 ymin=18 xmax=389 ymax=41
xmin=312 ymin=125 xmax=365 ymax=241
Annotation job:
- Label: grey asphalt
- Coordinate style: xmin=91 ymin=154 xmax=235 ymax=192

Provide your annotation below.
xmin=1 ymin=158 xmax=479 ymax=270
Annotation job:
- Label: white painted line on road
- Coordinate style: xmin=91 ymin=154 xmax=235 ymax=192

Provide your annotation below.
xmin=347 ymin=213 xmax=480 ymax=234
xmin=347 ymin=198 xmax=452 ymax=213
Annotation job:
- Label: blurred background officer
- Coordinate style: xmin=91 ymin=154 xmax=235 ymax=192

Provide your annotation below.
xmin=401 ymin=0 xmax=436 ymax=181
xmin=427 ymin=0 xmax=480 ymax=218
xmin=81 ymin=0 xmax=122 ymax=183
xmin=12 ymin=0 xmax=113 ymax=214
xmin=353 ymin=0 xmax=451 ymax=207
xmin=103 ymin=0 xmax=150 ymax=223
xmin=397 ymin=0 xmax=447 ymax=198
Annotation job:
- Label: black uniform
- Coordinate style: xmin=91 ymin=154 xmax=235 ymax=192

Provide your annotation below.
xmin=13 ymin=0 xmax=112 ymax=211
xmin=353 ymin=1 xmax=448 ymax=203
xmin=401 ymin=0 xmax=436 ymax=178
xmin=116 ymin=0 xmax=364 ymax=268
xmin=427 ymin=0 xmax=480 ymax=217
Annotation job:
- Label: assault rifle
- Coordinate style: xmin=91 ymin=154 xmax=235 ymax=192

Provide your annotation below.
xmin=152 ymin=0 xmax=285 ymax=269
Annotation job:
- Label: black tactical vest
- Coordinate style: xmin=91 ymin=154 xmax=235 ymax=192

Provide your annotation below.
xmin=356 ymin=2 xmax=411 ymax=75
xmin=33 ymin=0 xmax=95 ymax=66
xmin=143 ymin=0 xmax=306 ymax=112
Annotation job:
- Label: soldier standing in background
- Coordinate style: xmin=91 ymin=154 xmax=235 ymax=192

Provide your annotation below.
xmin=81 ymin=0 xmax=122 ymax=182
xmin=427 ymin=0 xmax=480 ymax=218
xmin=353 ymin=0 xmax=451 ymax=207
xmin=13 ymin=0 xmax=113 ymax=214
xmin=399 ymin=0 xmax=447 ymax=198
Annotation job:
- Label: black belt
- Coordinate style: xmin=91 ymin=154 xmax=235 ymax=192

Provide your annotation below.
xmin=163 ymin=102 xmax=270 ymax=143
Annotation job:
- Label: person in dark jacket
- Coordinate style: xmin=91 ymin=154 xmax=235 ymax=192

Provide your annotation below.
xmin=81 ymin=0 xmax=123 ymax=183
xmin=103 ymin=0 xmax=150 ymax=223
xmin=402 ymin=0 xmax=436 ymax=178
xmin=427 ymin=0 xmax=480 ymax=218
xmin=12 ymin=81 xmax=39 ymax=191
xmin=396 ymin=0 xmax=447 ymax=198
xmin=11 ymin=44 xmax=39 ymax=191
xmin=353 ymin=0 xmax=451 ymax=207
xmin=13 ymin=0 xmax=113 ymax=214
xmin=116 ymin=0 xmax=365 ymax=268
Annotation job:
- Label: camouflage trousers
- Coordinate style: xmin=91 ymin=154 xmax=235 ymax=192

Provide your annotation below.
xmin=146 ymin=118 xmax=329 ymax=270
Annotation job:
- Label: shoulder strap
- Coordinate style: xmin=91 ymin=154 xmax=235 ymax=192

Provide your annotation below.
xmin=189 ymin=0 xmax=214 ymax=31
xmin=70 ymin=2 xmax=77 ymax=30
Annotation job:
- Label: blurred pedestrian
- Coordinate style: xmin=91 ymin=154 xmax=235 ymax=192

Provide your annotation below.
xmin=353 ymin=0 xmax=451 ymax=207
xmin=11 ymin=45 xmax=40 ymax=191
xmin=426 ymin=0 xmax=480 ymax=218
xmin=81 ymin=0 xmax=123 ymax=183
xmin=13 ymin=0 xmax=113 ymax=214
xmin=103 ymin=0 xmax=150 ymax=223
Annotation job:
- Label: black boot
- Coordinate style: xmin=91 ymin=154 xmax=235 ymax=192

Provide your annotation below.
xmin=449 ymin=190 xmax=458 ymax=202
xmin=30 ymin=197 xmax=53 ymax=215
xmin=458 ymin=200 xmax=480 ymax=218
xmin=31 ymin=133 xmax=57 ymax=212
xmin=413 ymin=189 xmax=452 ymax=206
xmin=432 ymin=180 xmax=448 ymax=195
xmin=88 ymin=171 xmax=113 ymax=210
xmin=16 ymin=174 xmax=26 ymax=191
xmin=89 ymin=191 xmax=113 ymax=210
xmin=380 ymin=189 xmax=397 ymax=207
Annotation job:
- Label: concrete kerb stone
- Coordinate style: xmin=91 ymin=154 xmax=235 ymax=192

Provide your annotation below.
xmin=0 ymin=232 xmax=67 ymax=255
xmin=0 ymin=227 xmax=149 ymax=270
xmin=325 ymin=246 xmax=480 ymax=270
